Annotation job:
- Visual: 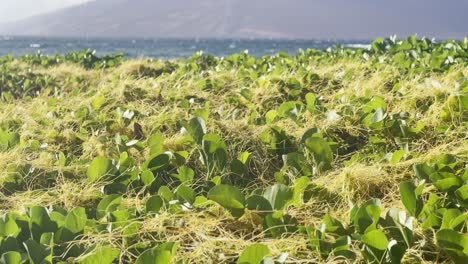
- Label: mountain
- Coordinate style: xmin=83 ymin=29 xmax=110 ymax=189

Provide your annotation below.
xmin=0 ymin=0 xmax=467 ymax=39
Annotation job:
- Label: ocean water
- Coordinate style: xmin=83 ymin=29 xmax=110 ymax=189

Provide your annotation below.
xmin=0 ymin=36 xmax=371 ymax=58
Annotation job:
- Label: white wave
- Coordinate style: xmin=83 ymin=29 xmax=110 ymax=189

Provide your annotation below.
xmin=345 ymin=43 xmax=371 ymax=49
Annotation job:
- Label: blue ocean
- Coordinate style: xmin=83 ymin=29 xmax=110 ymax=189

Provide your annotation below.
xmin=0 ymin=36 xmax=371 ymax=58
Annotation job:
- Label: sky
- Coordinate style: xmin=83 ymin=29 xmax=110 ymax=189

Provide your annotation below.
xmin=0 ymin=0 xmax=466 ymax=39
xmin=0 ymin=0 xmax=91 ymax=23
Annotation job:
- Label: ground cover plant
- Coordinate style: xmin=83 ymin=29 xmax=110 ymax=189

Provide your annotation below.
xmin=0 ymin=36 xmax=467 ymax=263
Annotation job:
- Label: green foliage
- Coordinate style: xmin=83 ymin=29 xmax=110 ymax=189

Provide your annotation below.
xmin=208 ymin=184 xmax=245 ymax=217
xmin=399 ymin=181 xmax=423 ymax=217
xmin=304 ymin=137 xmax=334 ymax=171
xmin=146 ymin=196 xmax=164 ymax=214
xmin=0 ymin=251 xmax=22 ymax=264
xmin=135 ymin=242 xmax=178 ymax=264
xmin=237 ymin=243 xmax=270 ymax=264
xmin=87 ymin=157 xmax=116 ymax=183
xmin=79 ymin=247 xmax=120 ymax=264
xmin=262 ymin=183 xmax=293 ymax=210
xmin=436 ymin=230 xmax=468 ymax=263
xmin=0 ymin=131 xmax=20 ymax=151
xmin=181 ymin=117 xmax=207 ymax=145
xmin=0 ymin=36 xmax=467 ymax=263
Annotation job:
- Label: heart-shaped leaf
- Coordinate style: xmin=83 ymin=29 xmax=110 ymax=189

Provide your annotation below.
xmin=263 ymin=183 xmax=293 ymax=210
xmin=87 ymin=156 xmax=116 ymax=183
xmin=400 ymin=181 xmax=423 ymax=217
xmin=64 ymin=207 xmax=87 ymax=234
xmin=208 ymin=185 xmax=245 ymax=217
xmin=304 ymin=137 xmax=333 ymax=171
xmin=80 ymin=247 xmax=120 ymax=264
xmin=361 ymin=229 xmax=389 ymax=251
xmin=0 ymin=251 xmax=22 ymax=264
xmin=146 ymin=196 xmax=164 ymax=214
xmin=237 ymin=243 xmax=270 ymax=264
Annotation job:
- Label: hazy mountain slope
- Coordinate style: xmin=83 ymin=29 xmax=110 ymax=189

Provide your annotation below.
xmin=0 ymin=0 xmax=467 ymax=39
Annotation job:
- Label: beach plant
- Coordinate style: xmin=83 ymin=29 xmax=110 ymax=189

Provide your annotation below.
xmin=0 ymin=35 xmax=466 ymax=263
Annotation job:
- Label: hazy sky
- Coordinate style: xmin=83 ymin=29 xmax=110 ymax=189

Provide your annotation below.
xmin=0 ymin=0 xmax=92 ymax=23
xmin=0 ymin=0 xmax=466 ymax=38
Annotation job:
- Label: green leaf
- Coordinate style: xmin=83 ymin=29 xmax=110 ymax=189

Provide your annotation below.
xmin=158 ymin=186 xmax=174 ymax=202
xmin=304 ymin=137 xmax=333 ymax=171
xmin=208 ymin=185 xmax=245 ymax=209
xmin=231 ymin=152 xmax=251 ymax=176
xmin=107 ymin=210 xmax=130 ymax=231
xmin=23 ymin=239 xmax=51 ymax=264
xmin=265 ymin=110 xmax=279 ymax=124
xmin=135 ymin=249 xmax=172 ymax=264
xmin=29 ymin=207 xmax=57 ymax=241
xmin=305 ymin=93 xmax=317 ymax=112
xmin=176 ymin=184 xmax=196 ymax=205
xmin=361 ymin=230 xmax=389 ymax=251
xmin=322 ymin=214 xmax=347 ymax=236
xmin=333 ymin=236 xmax=354 ymax=260
xmin=436 ymin=153 xmax=457 ymax=165
xmin=231 ymin=159 xmax=249 ymax=176
xmin=436 ymin=229 xmax=468 ymax=262
xmin=413 ymin=163 xmax=435 ymax=181
xmin=91 ymin=96 xmax=106 ymax=110
xmin=237 ymin=243 xmax=270 ymax=264
xmin=0 ymin=214 xmax=20 ymax=237
xmin=148 ymin=133 xmax=164 ymax=155
xmin=291 ymin=176 xmax=311 ymax=207
xmin=0 ymin=251 xmax=22 ymax=264
xmin=202 ymin=134 xmax=228 ymax=169
xmin=0 ymin=236 xmax=19 ymax=253
xmin=277 ymin=101 xmax=304 ymax=120
xmin=157 ymin=242 xmax=178 ymax=256
xmin=371 ymin=38 xmax=385 ymax=52
xmin=455 ymin=185 xmax=468 ymax=208
xmin=87 ymin=156 xmax=116 ymax=183
xmin=352 ymin=199 xmax=381 ymax=234
xmin=181 ymin=117 xmax=207 ymax=145
xmin=208 ymin=185 xmax=245 ymax=217
xmin=96 ymin=195 xmax=122 ymax=219
xmin=140 ymin=170 xmax=155 ymax=186
xmin=40 ymin=233 xmax=54 ymax=246
xmin=389 ymin=150 xmax=406 ymax=164
xmin=173 ymin=166 xmax=194 ymax=184
xmin=388 ymin=242 xmax=407 ymax=264
xmin=261 ymin=126 xmax=295 ymax=155
xmin=371 ymin=108 xmax=386 ymax=124
xmin=363 ymin=96 xmax=387 ymax=113
xmin=263 ymin=183 xmax=293 ymax=210
xmin=434 ymin=177 xmax=463 ymax=192
xmin=194 ymin=102 xmax=211 ymax=121
xmin=263 ymin=214 xmax=298 ymax=238
xmin=283 ymin=152 xmax=312 ymax=177
xmin=400 ymin=181 xmax=422 ymax=217
xmin=441 ymin=209 xmax=463 ymax=230
xmin=146 ymin=196 xmax=164 ymax=214
xmin=383 ymin=209 xmax=413 ymax=248
xmin=64 ymin=207 xmax=87 ymax=234
xmin=398 ymin=40 xmax=413 ymax=51
xmin=80 ymin=247 xmax=120 ymax=264
xmin=142 ymin=154 xmax=170 ymax=172
xmin=246 ymin=195 xmax=272 ymax=213
xmin=135 ymin=242 xmax=178 ymax=264
xmin=0 ymin=131 xmax=20 ymax=151
xmin=238 ymin=152 xmax=250 ymax=164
